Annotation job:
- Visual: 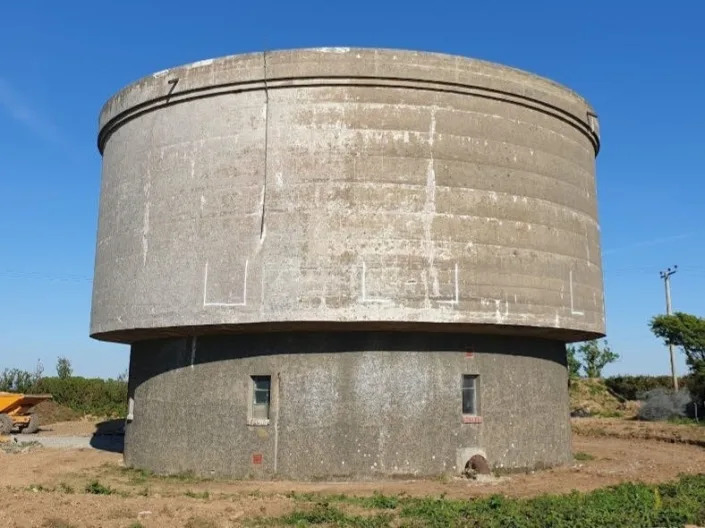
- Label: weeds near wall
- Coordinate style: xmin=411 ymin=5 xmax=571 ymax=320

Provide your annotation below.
xmin=263 ymin=474 xmax=705 ymax=527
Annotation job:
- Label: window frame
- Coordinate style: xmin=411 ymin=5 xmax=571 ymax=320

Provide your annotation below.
xmin=462 ymin=374 xmax=479 ymax=417
xmin=248 ymin=375 xmax=271 ymax=426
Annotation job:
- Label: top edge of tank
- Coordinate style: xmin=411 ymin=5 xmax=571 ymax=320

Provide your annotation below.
xmin=98 ymin=47 xmax=598 ymax=139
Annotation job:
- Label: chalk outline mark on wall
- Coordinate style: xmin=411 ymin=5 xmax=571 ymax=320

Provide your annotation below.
xmin=438 ymin=262 xmax=460 ymax=305
xmin=203 ymin=259 xmax=249 ymax=307
xmin=569 ymin=269 xmax=584 ymax=316
xmin=360 ymin=261 xmax=391 ymax=304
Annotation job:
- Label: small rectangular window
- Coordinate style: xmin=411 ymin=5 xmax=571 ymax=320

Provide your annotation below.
xmin=251 ymin=375 xmax=271 ymax=422
xmin=462 ymin=375 xmax=478 ymax=415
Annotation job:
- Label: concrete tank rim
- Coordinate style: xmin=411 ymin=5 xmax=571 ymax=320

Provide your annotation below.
xmin=89 ymin=319 xmax=606 ymax=345
xmin=96 ymin=47 xmax=600 ymax=155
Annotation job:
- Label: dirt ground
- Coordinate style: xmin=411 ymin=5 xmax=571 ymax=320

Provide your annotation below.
xmin=572 ymin=416 xmax=705 ymax=446
xmin=1 ymin=419 xmax=704 ymax=527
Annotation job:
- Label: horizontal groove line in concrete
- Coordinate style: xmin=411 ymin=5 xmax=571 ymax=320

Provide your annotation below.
xmin=98 ymin=77 xmax=598 ymax=155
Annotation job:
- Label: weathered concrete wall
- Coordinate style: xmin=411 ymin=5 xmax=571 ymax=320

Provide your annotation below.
xmin=125 ymin=332 xmax=571 ymax=478
xmin=92 ymin=48 xmax=603 ymax=343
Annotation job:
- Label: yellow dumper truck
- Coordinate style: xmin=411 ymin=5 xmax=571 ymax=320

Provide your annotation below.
xmin=0 ymin=392 xmax=52 ymax=434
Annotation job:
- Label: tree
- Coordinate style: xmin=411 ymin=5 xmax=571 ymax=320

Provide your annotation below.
xmin=34 ymin=358 xmax=44 ymax=381
xmin=650 ymin=312 xmax=705 ymax=403
xmin=566 ymin=344 xmax=582 ymax=379
xmin=650 ymin=312 xmax=705 ymax=368
xmin=576 ymin=339 xmax=619 ymax=378
xmin=0 ymin=368 xmax=37 ymax=393
xmin=56 ymin=357 xmax=73 ymax=379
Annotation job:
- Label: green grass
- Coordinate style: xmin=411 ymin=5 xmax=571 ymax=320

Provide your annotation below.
xmin=84 ymin=480 xmax=114 ymax=495
xmin=119 ymin=466 xmax=205 ymax=484
xmin=41 ymin=519 xmax=77 ymax=528
xmin=574 ymin=452 xmax=596 ymax=461
xmin=185 ymin=490 xmax=210 ymax=499
xmin=58 ymin=482 xmax=75 ymax=494
xmin=280 ymin=503 xmax=392 ymax=527
xmin=184 ymin=517 xmax=218 ymax=528
xmin=668 ymin=416 xmax=705 ymax=426
xmin=256 ymin=474 xmax=705 ymax=528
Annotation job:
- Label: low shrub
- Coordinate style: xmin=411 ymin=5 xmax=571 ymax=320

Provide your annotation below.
xmin=638 ymin=388 xmax=692 ymax=421
xmin=686 ymin=363 xmax=705 ymax=408
xmin=34 ymin=376 xmax=127 ymax=417
xmin=605 ymin=375 xmax=689 ymax=401
xmin=85 ymin=480 xmax=114 ymax=495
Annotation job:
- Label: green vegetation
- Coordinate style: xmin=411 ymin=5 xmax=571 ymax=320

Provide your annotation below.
xmin=58 ymin=482 xmax=75 ymax=494
xmin=56 ymin=356 xmax=73 ymax=379
xmin=34 ymin=376 xmax=127 ymax=416
xmin=85 ymin=480 xmax=114 ymax=495
xmin=668 ymin=416 xmax=705 ymax=427
xmin=185 ymin=517 xmax=218 ymax=528
xmin=0 ymin=357 xmax=127 ymax=417
xmin=0 ymin=360 xmax=44 ymax=392
xmin=118 ymin=466 xmax=207 ymax=486
xmin=651 ymin=311 xmax=705 ymax=405
xmin=281 ymin=503 xmax=392 ymax=527
xmin=569 ymin=378 xmax=628 ymax=417
xmin=566 ymin=345 xmax=581 ymax=379
xmin=185 ymin=490 xmax=210 ymax=499
xmin=605 ymin=375 xmax=689 ymax=400
xmin=574 ymin=452 xmax=595 ymax=461
xmin=568 ymin=339 xmax=619 ymax=379
xmin=41 ymin=519 xmax=77 ymax=528
xmin=262 ymin=474 xmax=705 ymax=527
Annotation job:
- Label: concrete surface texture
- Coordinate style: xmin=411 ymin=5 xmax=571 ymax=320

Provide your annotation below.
xmin=126 ymin=333 xmax=571 ymax=479
xmin=92 ymin=48 xmax=603 ymax=343
xmin=92 ymin=48 xmax=603 ymax=477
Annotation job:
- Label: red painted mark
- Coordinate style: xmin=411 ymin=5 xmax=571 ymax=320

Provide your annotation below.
xmin=465 ymin=350 xmax=474 ymax=358
xmin=462 ymin=415 xmax=483 ymax=424
xmin=252 ymin=453 xmax=263 ymax=465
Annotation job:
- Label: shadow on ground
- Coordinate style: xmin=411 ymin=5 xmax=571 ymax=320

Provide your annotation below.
xmin=90 ymin=419 xmax=124 ymax=453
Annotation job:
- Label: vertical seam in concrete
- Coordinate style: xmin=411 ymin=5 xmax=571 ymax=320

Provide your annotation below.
xmin=190 ymin=336 xmax=197 ymax=369
xmin=273 ymin=371 xmax=280 ymax=473
xmin=259 ymin=51 xmax=270 ymax=241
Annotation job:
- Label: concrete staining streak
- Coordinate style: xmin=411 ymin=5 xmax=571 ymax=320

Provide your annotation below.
xmin=423 ymin=107 xmax=438 ymax=306
xmin=141 ymin=169 xmax=151 ymax=266
xmin=203 ymin=260 xmax=249 ymax=307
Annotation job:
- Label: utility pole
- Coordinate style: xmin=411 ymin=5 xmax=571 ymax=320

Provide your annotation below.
xmin=660 ymin=265 xmax=678 ymax=391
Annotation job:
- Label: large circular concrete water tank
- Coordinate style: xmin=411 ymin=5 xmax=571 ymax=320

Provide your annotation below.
xmin=93 ymin=48 xmax=603 ymax=478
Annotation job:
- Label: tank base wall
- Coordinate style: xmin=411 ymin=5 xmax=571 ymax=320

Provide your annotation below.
xmin=125 ymin=331 xmax=571 ymax=479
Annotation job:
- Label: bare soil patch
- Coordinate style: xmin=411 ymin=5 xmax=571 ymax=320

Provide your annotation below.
xmin=31 ymin=401 xmax=81 ymax=425
xmin=1 ymin=422 xmax=704 ymax=527
xmin=573 ymin=416 xmax=705 ymax=447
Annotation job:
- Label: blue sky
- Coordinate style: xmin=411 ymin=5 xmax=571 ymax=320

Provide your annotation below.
xmin=0 ymin=1 xmax=703 ymax=378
